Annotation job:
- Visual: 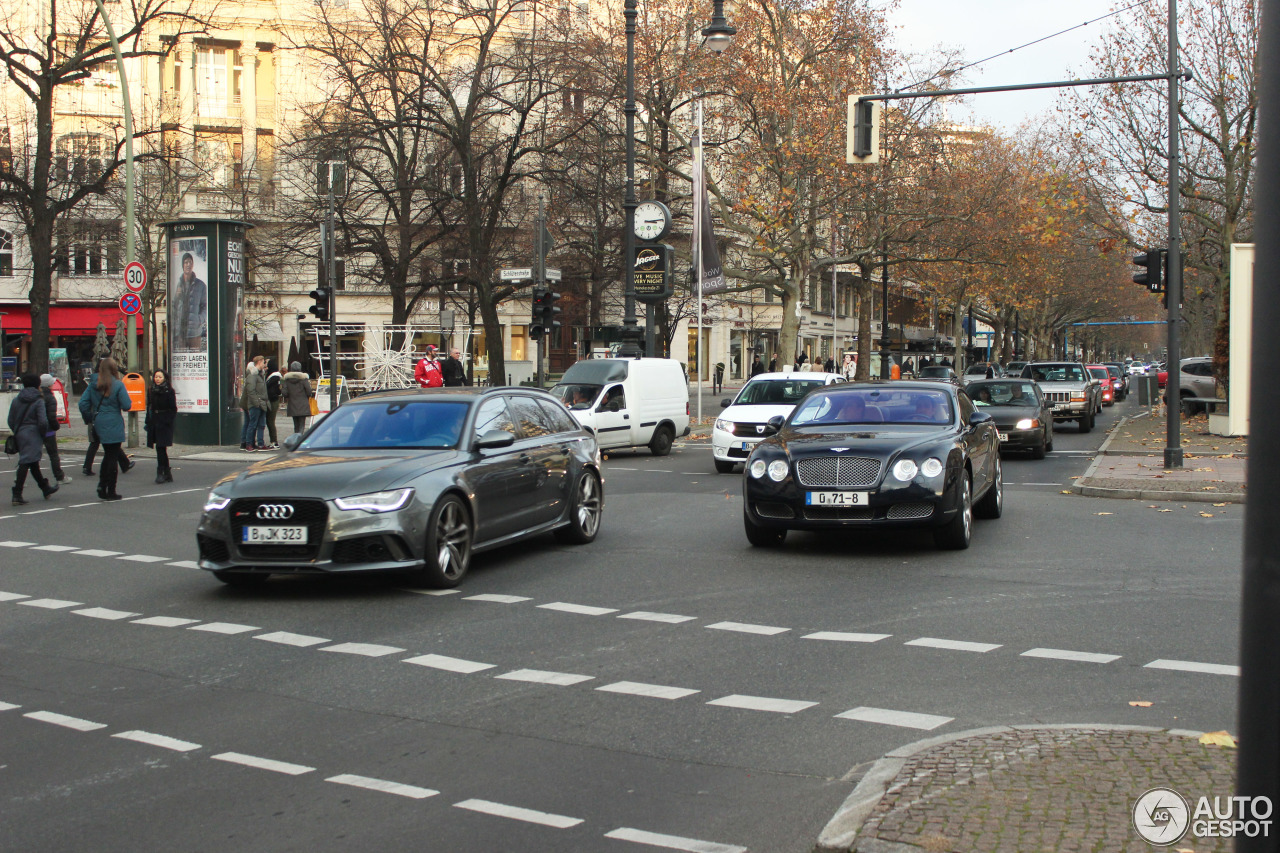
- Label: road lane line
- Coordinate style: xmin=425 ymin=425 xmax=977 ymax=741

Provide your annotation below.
xmin=118 ymin=554 xmax=171 ymax=563
xmin=0 ymin=541 xmax=37 ymax=547
xmin=112 ymin=730 xmax=201 ymax=752
xmin=254 ymin=631 xmax=330 ymax=647
xmin=803 ymin=631 xmax=891 ymax=643
xmin=707 ymin=621 xmax=789 ymax=636
xmin=20 ymin=598 xmax=83 ymax=609
xmin=211 ymin=752 xmax=315 ymax=775
xmin=21 ymin=508 xmax=64 ymax=515
xmin=0 ymin=592 xmax=31 ymax=601
xmin=706 ymin=695 xmax=816 ymax=714
xmin=69 ymin=503 xmax=98 ymax=508
xmin=834 ymin=706 xmax=954 ymax=731
xmin=402 ymin=654 xmax=496 ymax=674
xmin=905 ymin=637 xmax=1001 ymax=653
xmin=320 ymin=642 xmax=405 ymax=657
xmin=168 ymin=561 xmax=202 ymax=569
xmin=169 ymin=489 xmax=202 ymax=494
xmin=326 ymin=774 xmax=439 ymax=799
xmin=73 ymin=607 xmax=139 ymax=621
xmin=31 ymin=544 xmax=79 ymax=552
xmin=24 ymin=710 xmax=107 ymax=731
xmin=618 ymin=611 xmax=697 ymax=624
xmin=72 ymin=549 xmax=124 ymax=558
xmin=453 ymin=798 xmax=584 ymax=829
xmin=538 ymin=602 xmax=619 ymax=616
xmin=132 ymin=616 xmax=200 ymax=627
xmin=1145 ymin=659 xmax=1240 ymax=677
xmin=495 ymin=669 xmax=594 ymax=686
xmin=0 ymin=701 xmax=21 ymax=711
xmin=464 ymin=594 xmax=531 ymax=604
xmin=188 ymin=622 xmax=260 ymax=635
xmin=1022 ymin=648 xmax=1120 ymax=664
xmin=597 ymin=682 xmax=700 ymax=700
xmin=604 ymin=827 xmax=748 ymax=853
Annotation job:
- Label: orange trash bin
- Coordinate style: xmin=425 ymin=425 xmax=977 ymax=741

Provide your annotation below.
xmin=123 ymin=373 xmax=147 ymax=412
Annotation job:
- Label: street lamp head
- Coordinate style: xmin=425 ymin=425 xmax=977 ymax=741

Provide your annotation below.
xmin=702 ymin=0 xmax=736 ymax=53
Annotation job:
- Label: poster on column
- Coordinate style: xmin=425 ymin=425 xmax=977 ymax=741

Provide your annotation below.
xmin=169 ymin=237 xmax=210 ymax=413
xmin=225 ymin=234 xmax=246 ymax=409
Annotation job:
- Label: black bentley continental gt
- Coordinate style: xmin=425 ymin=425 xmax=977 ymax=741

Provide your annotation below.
xmin=741 ymin=381 xmax=1002 ymax=550
xmin=197 ymin=387 xmax=603 ymax=588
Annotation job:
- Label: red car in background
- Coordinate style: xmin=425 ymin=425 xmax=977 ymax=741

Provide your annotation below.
xmin=1087 ymin=365 xmax=1115 ymax=407
xmin=1156 ymin=364 xmax=1169 ymax=388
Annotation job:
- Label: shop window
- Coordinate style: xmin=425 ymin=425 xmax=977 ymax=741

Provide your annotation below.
xmin=0 ymin=230 xmax=12 ymax=276
xmin=58 ymin=221 xmax=121 ymax=276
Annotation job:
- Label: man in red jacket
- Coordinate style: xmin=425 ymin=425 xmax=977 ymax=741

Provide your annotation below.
xmin=414 ymin=346 xmax=444 ymax=388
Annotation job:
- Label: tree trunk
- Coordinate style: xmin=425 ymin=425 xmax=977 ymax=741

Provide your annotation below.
xmin=854 ymin=269 xmax=874 ymax=380
xmin=776 ymin=285 xmax=800 ymax=371
xmin=478 ymin=294 xmax=505 ymax=386
xmin=27 ymin=216 xmax=54 ymax=376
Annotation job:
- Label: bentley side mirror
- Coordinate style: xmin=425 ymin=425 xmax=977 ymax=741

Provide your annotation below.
xmin=764 ymin=415 xmax=786 ymax=435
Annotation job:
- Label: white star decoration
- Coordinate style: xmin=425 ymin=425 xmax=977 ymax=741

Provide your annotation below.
xmin=356 ymin=330 xmax=416 ymax=390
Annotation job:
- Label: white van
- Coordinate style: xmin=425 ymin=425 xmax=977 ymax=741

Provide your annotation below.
xmin=551 ymin=358 xmax=691 ymax=455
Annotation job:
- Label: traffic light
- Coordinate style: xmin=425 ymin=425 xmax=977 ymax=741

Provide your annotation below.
xmin=846 ymin=95 xmax=881 ymax=164
xmin=1132 ymin=249 xmax=1164 ymax=293
xmin=540 ymin=289 xmax=562 ymax=337
xmin=529 ymin=285 xmax=546 ymax=340
xmin=309 ymin=284 xmax=331 ymax=322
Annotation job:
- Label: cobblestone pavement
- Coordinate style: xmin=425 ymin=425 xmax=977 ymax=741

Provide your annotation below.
xmin=832 ymin=728 xmax=1237 ymax=853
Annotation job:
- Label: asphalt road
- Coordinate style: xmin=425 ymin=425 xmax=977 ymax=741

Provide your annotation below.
xmin=0 ymin=395 xmax=1242 ymax=853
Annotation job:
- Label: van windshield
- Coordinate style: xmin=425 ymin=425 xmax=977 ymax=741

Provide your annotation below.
xmin=551 ymin=384 xmax=602 ymax=410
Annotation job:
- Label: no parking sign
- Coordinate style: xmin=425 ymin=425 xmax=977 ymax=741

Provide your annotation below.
xmin=119 ymin=292 xmax=142 ymax=315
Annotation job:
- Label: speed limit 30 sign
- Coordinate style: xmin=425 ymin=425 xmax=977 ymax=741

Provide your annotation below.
xmin=124 ymin=261 xmax=147 ymax=293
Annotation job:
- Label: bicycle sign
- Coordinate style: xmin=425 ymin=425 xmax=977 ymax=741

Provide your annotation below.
xmin=124 ymin=261 xmax=147 ymax=293
xmin=119 ymin=292 xmax=142 ymax=315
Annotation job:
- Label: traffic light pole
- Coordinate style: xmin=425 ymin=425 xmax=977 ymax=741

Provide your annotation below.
xmin=326 ymin=180 xmax=338 ymax=411
xmin=1162 ymin=0 xmax=1183 ymax=469
xmin=535 ymin=199 xmax=546 ymax=389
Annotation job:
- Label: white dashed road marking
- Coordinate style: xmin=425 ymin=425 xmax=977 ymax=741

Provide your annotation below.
xmin=706 ymin=621 xmax=789 ymax=636
xmin=706 ymin=695 xmax=816 ymax=714
xmin=325 ymin=774 xmax=439 ymax=799
xmin=320 ymin=642 xmax=405 ymax=657
xmin=538 ymin=602 xmax=619 ymax=616
xmin=496 ymin=669 xmax=594 ymax=687
xmin=254 ymin=631 xmax=330 ymax=647
xmin=168 ymin=561 xmax=202 ymax=570
xmin=20 ymin=598 xmax=83 ymax=609
xmin=597 ymin=681 xmax=700 ymax=700
xmin=604 ymin=827 xmax=748 ymax=853
xmin=0 ymin=592 xmax=30 ymax=601
xmin=464 ymin=593 xmax=531 ymax=604
xmin=132 ymin=616 xmax=200 ymax=627
xmin=618 ymin=611 xmax=697 ymax=624
xmin=402 ymin=654 xmax=496 ymax=674
xmin=0 ymin=540 xmax=36 ymax=547
xmin=0 ymin=701 xmax=20 ymax=711
xmin=453 ymin=798 xmax=584 ymax=829
xmin=905 ymin=637 xmax=1002 ymax=653
xmin=1145 ymin=659 xmax=1240 ymax=677
xmin=31 ymin=544 xmax=78 ymax=552
xmin=1022 ymin=648 xmax=1121 ymax=664
xmin=72 ymin=549 xmax=124 ymax=558
xmin=188 ymin=622 xmax=259 ymax=634
xmin=211 ymin=752 xmax=315 ymax=775
xmin=112 ymin=730 xmax=202 ymax=752
xmin=118 ymin=554 xmax=171 ymax=563
xmin=24 ymin=710 xmax=107 ymax=731
xmin=834 ymin=706 xmax=954 ymax=731
xmin=73 ymin=607 xmax=139 ymax=621
xmin=803 ymin=631 xmax=891 ymax=643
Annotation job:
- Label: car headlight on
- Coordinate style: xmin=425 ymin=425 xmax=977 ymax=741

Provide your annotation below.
xmin=333 ymin=488 xmax=415 ymax=513
xmin=892 ymin=459 xmax=918 ymax=481
xmin=714 ymin=418 xmax=733 ymax=433
xmin=749 ymin=459 xmax=768 ymax=478
xmin=920 ymin=457 xmax=944 ymax=478
xmin=203 ymin=492 xmax=231 ymax=512
xmin=1071 ymin=391 xmax=1086 ymax=401
xmin=767 ymin=460 xmax=789 ymax=482
xmin=1015 ymin=418 xmax=1039 ymax=430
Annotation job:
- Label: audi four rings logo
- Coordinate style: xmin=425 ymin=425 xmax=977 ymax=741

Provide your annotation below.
xmin=256 ymin=504 xmax=295 ymax=520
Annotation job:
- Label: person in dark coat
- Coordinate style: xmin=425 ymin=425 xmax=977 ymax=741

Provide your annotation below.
xmin=750 ymin=355 xmax=765 ymax=377
xmin=39 ymin=374 xmax=69 ymax=483
xmin=823 ymin=356 xmax=835 ymax=374
xmin=145 ymin=369 xmax=177 ymax=484
xmin=768 ymin=356 xmax=777 ymax=372
xmin=264 ymin=359 xmax=282 ymax=448
xmin=78 ymin=357 xmax=132 ymax=501
xmin=8 ymin=374 xmax=57 ymax=505
xmin=281 ymin=362 xmax=313 ymax=435
xmin=441 ymin=348 xmax=470 ymax=387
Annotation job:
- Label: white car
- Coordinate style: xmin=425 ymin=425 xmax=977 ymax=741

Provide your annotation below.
xmin=711 ymin=372 xmax=845 ymax=473
xmin=1127 ymin=363 xmax=1149 ymax=376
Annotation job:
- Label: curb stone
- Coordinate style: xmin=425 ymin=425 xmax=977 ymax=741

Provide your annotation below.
xmin=812 ymin=725 xmax=1205 ymax=853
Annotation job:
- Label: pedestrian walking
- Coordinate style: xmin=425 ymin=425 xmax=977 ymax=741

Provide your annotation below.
xmin=82 ymin=358 xmax=134 ymax=477
xmin=39 ymin=374 xmax=69 ymax=484
xmin=264 ymin=359 xmax=282 ymax=448
xmin=145 ymin=369 xmax=177 ymax=483
xmin=414 ymin=346 xmax=444 ymax=388
xmin=441 ymin=348 xmax=470 ymax=387
xmin=8 ymin=374 xmax=58 ymax=505
xmin=750 ymin=355 xmax=764 ymax=377
xmin=239 ymin=356 xmax=268 ymax=451
xmin=78 ymin=357 xmax=131 ymax=501
xmin=282 ymin=362 xmax=313 ymax=435
xmin=823 ymin=356 xmax=835 ymax=374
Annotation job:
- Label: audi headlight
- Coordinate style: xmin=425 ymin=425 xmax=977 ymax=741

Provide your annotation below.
xmin=715 ymin=418 xmax=733 ymax=433
xmin=333 ymin=488 xmax=415 ymax=513
xmin=749 ymin=459 xmax=768 ymax=478
xmin=920 ymin=457 xmax=944 ymax=478
xmin=1015 ymin=418 xmax=1038 ymax=430
xmin=203 ymin=492 xmax=231 ymax=512
xmin=892 ymin=459 xmax=919 ymax=481
xmin=767 ymin=460 xmax=789 ymax=481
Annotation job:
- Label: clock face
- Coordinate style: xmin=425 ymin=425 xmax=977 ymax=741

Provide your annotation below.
xmin=634 ymin=201 xmax=670 ymax=241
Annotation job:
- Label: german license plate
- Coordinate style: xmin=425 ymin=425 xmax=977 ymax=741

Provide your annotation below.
xmin=739 ymin=441 xmax=753 ymax=451
xmin=242 ymin=526 xmax=307 ymax=544
xmin=998 ymin=433 xmax=1009 ymax=442
xmin=806 ymin=491 xmax=870 ymax=506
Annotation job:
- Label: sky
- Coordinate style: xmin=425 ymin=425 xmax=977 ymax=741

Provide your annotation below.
xmin=885 ymin=0 xmax=1125 ymax=131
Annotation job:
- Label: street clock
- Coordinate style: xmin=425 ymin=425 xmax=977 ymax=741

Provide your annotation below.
xmin=633 ymin=200 xmax=672 ymax=242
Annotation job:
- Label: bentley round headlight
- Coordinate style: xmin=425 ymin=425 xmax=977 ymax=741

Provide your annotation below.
xmin=767 ymin=460 xmax=789 ymax=481
xmin=715 ymin=418 xmax=733 ymax=433
xmin=749 ymin=459 xmax=768 ymax=478
xmin=892 ymin=459 xmax=919 ymax=481
xmin=920 ymin=457 xmax=944 ymax=478
xmin=1015 ymin=418 xmax=1037 ymax=430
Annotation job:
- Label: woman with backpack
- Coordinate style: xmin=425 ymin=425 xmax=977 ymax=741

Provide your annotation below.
xmin=78 ymin=357 xmax=132 ymax=501
xmin=7 ymin=374 xmax=57 ymax=505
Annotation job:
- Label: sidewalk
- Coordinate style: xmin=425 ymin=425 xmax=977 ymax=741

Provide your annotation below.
xmin=816 ymin=725 xmax=1238 ymax=853
xmin=1071 ymin=409 xmax=1247 ymax=503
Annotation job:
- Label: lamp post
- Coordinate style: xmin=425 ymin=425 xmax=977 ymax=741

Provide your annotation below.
xmin=621 ymin=0 xmax=734 ymax=358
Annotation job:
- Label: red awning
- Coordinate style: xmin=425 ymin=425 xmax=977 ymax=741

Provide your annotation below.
xmin=0 ymin=305 xmax=136 ymax=336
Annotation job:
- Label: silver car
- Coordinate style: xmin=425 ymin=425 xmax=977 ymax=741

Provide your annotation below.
xmin=197 ymin=387 xmax=603 ymax=588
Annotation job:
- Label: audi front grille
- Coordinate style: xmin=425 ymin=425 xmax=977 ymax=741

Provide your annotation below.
xmin=796 ymin=456 xmax=881 ymax=488
xmin=230 ymin=498 xmax=328 ymax=560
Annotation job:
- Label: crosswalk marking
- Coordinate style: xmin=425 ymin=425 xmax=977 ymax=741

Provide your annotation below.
xmin=597 ymin=682 xmax=700 ymax=700
xmin=24 ymin=710 xmax=107 ymax=731
xmin=402 ymin=654 xmax=496 ymax=674
xmin=496 ymin=669 xmax=594 ymax=687
xmin=326 ymin=774 xmax=439 ymax=799
xmin=1022 ymin=648 xmax=1120 ymax=664
xmin=706 ymin=695 xmax=816 ymax=714
xmin=604 ymin=827 xmax=748 ymax=853
xmin=453 ymin=798 xmax=583 ymax=829
xmin=834 ymin=706 xmax=953 ymax=731
xmin=707 ymin=621 xmax=789 ymax=636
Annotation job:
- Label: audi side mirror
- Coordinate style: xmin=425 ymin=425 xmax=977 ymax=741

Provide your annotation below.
xmin=968 ymin=411 xmax=993 ymax=428
xmin=475 ymin=429 xmax=516 ymax=450
xmin=282 ymin=434 xmax=303 ymax=451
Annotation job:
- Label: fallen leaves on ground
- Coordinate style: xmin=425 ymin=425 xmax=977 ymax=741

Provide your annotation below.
xmin=1213 ymin=502 xmax=1230 ymax=507
xmin=1129 ymin=700 xmax=1153 ymax=707
xmin=1199 ymin=512 xmax=1215 ymax=518
xmin=1096 ymin=512 xmax=1114 ymax=516
xmin=1200 ymin=731 xmax=1238 ymax=748
xmin=1061 ymin=490 xmax=1072 ymax=494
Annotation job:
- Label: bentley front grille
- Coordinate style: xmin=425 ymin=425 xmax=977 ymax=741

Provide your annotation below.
xmin=796 ymin=456 xmax=882 ymax=488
